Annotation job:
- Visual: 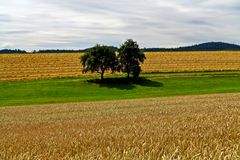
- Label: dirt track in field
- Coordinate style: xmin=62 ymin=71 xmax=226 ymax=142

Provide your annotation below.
xmin=0 ymin=93 xmax=240 ymax=159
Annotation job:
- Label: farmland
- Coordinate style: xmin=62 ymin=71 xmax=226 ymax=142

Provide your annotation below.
xmin=0 ymin=51 xmax=240 ymax=81
xmin=1 ymin=51 xmax=240 ymax=159
xmin=0 ymin=93 xmax=239 ymax=159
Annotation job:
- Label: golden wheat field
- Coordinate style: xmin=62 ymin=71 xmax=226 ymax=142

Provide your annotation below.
xmin=0 ymin=93 xmax=239 ymax=159
xmin=0 ymin=51 xmax=240 ymax=81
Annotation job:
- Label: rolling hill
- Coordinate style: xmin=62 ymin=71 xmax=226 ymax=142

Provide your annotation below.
xmin=144 ymin=42 xmax=240 ymax=52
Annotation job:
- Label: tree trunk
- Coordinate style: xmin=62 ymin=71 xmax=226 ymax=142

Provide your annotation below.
xmin=101 ymin=70 xmax=104 ymax=81
xmin=127 ymin=72 xmax=130 ymax=79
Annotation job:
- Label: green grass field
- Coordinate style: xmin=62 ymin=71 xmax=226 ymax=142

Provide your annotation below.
xmin=1 ymin=71 xmax=240 ymax=107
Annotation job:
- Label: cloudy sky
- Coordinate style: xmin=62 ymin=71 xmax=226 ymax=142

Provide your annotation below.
xmin=0 ymin=0 xmax=240 ymax=51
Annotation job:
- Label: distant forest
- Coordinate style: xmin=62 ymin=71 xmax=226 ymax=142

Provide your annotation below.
xmin=1 ymin=42 xmax=240 ymax=54
xmin=143 ymin=42 xmax=240 ymax=52
xmin=0 ymin=49 xmax=86 ymax=54
xmin=0 ymin=49 xmax=27 ymax=54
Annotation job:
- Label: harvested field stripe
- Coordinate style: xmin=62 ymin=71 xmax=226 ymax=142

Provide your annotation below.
xmin=1 ymin=51 xmax=240 ymax=81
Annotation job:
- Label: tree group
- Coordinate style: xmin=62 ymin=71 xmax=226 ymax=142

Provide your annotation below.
xmin=81 ymin=39 xmax=146 ymax=80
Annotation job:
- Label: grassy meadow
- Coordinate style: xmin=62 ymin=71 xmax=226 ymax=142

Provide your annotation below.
xmin=1 ymin=72 xmax=240 ymax=107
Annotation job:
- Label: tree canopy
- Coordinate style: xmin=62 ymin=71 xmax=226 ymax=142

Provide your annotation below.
xmin=118 ymin=39 xmax=146 ymax=79
xmin=80 ymin=45 xmax=118 ymax=80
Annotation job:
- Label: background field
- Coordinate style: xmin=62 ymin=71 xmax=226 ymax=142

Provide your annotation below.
xmin=0 ymin=93 xmax=239 ymax=159
xmin=1 ymin=51 xmax=240 ymax=81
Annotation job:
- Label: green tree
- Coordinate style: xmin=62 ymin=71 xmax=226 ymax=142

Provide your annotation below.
xmin=80 ymin=45 xmax=118 ymax=80
xmin=118 ymin=39 xmax=146 ymax=79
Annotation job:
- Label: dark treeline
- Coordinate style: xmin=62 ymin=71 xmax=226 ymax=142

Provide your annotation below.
xmin=0 ymin=49 xmax=87 ymax=54
xmin=0 ymin=47 xmax=118 ymax=54
xmin=143 ymin=42 xmax=240 ymax=52
xmin=0 ymin=49 xmax=27 ymax=54
xmin=33 ymin=49 xmax=86 ymax=53
xmin=1 ymin=42 xmax=240 ymax=54
xmin=34 ymin=46 xmax=118 ymax=53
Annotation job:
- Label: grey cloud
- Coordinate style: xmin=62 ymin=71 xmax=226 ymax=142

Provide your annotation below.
xmin=0 ymin=30 xmax=32 ymax=35
xmin=0 ymin=0 xmax=239 ymax=51
xmin=0 ymin=14 xmax=12 ymax=23
xmin=187 ymin=20 xmax=213 ymax=26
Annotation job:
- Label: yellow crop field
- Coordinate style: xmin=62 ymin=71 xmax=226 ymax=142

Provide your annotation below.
xmin=0 ymin=53 xmax=83 ymax=81
xmin=143 ymin=51 xmax=240 ymax=72
xmin=0 ymin=51 xmax=240 ymax=81
xmin=0 ymin=93 xmax=239 ymax=159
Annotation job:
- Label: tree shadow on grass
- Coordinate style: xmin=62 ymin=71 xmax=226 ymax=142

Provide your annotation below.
xmin=87 ymin=77 xmax=163 ymax=90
